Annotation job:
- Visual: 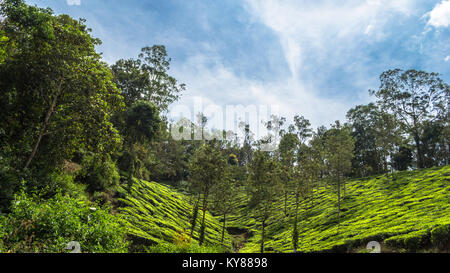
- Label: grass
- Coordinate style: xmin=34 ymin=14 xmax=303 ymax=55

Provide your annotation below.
xmin=226 ymin=165 xmax=450 ymax=253
xmin=119 ymin=179 xmax=232 ymax=252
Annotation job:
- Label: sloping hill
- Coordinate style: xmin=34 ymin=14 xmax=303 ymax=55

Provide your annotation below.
xmin=119 ymin=179 xmax=232 ymax=251
xmin=227 ymin=166 xmax=450 ymax=253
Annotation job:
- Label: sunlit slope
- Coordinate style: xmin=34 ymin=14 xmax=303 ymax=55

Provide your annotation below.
xmin=228 ymin=166 xmax=450 ymax=253
xmin=119 ymin=179 xmax=232 ymax=250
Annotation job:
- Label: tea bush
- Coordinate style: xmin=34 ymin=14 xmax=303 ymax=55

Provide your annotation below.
xmin=0 ymin=191 xmax=128 ymax=253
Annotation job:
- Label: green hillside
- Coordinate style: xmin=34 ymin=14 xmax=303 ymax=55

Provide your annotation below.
xmin=119 ymin=179 xmax=232 ymax=251
xmin=227 ymin=166 xmax=450 ymax=253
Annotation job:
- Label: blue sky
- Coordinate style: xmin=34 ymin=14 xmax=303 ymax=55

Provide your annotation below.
xmin=27 ymin=0 xmax=450 ymax=129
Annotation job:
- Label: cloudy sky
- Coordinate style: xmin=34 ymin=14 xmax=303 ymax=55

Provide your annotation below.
xmin=28 ymin=0 xmax=450 ymax=129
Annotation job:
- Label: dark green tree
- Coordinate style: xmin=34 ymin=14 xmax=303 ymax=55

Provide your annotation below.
xmin=0 ymin=0 xmax=124 ymax=176
xmin=111 ymin=45 xmax=185 ymax=111
xmin=188 ymin=143 xmax=227 ymax=246
xmin=371 ymin=69 xmax=449 ymax=169
xmin=324 ymin=121 xmax=355 ymax=227
xmin=247 ymin=151 xmax=281 ymax=253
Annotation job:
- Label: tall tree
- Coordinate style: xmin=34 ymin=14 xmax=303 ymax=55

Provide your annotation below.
xmin=210 ymin=166 xmax=239 ymax=244
xmin=0 ymin=0 xmax=124 ymax=173
xmin=119 ymin=101 xmax=161 ymax=180
xmin=111 ymin=45 xmax=185 ymax=111
xmin=188 ymin=143 xmax=227 ymax=245
xmin=247 ymin=151 xmax=281 ymax=253
xmin=347 ymin=103 xmax=400 ymax=176
xmin=324 ymin=121 xmax=355 ymax=227
xmin=371 ymin=69 xmax=449 ymax=169
xmin=278 ymin=133 xmax=299 ymax=216
xmin=291 ymin=144 xmax=321 ymax=252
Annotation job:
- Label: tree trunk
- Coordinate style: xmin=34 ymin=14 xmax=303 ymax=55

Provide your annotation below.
xmin=199 ymin=190 xmax=209 ymax=246
xmin=190 ymin=193 xmax=202 ymax=237
xmin=293 ymin=194 xmax=300 ymax=252
xmin=343 ymin=179 xmax=346 ymax=198
xmin=260 ymin=219 xmax=266 ymax=254
xmin=24 ymin=93 xmax=59 ymax=170
xmin=414 ymin=134 xmax=424 ymax=169
xmin=284 ymin=189 xmax=288 ymax=216
xmin=337 ymin=174 xmax=341 ymax=229
xmin=221 ymin=213 xmax=226 ymax=243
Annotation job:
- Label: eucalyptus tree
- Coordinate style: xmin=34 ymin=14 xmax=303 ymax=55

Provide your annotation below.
xmin=291 ymin=144 xmax=321 ymax=252
xmin=247 ymin=151 xmax=281 ymax=253
xmin=210 ymin=167 xmax=240 ymax=244
xmin=324 ymin=121 xmax=355 ymax=227
xmin=371 ymin=69 xmax=449 ymax=169
xmin=278 ymin=133 xmax=299 ymax=216
xmin=188 ymin=143 xmax=228 ymax=245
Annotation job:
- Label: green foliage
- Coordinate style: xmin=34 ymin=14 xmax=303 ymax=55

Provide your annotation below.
xmin=371 ymin=69 xmax=449 ymax=169
xmin=27 ymin=171 xmax=86 ymax=200
xmin=0 ymin=0 xmax=124 ymax=174
xmin=124 ymin=101 xmax=161 ymax=145
xmin=247 ymin=151 xmax=282 ymax=253
xmin=228 ymin=154 xmax=239 ymax=166
xmin=111 ymin=45 xmax=185 ymax=111
xmin=145 ymin=242 xmax=227 ymax=253
xmin=119 ymin=179 xmax=232 ymax=252
xmin=0 ymin=190 xmax=128 ymax=253
xmin=227 ymin=166 xmax=450 ymax=253
xmin=75 ymin=153 xmax=120 ymax=194
xmin=0 ymin=33 xmax=8 ymax=64
xmin=392 ymin=146 xmax=414 ymax=171
xmin=0 ymin=152 xmax=19 ymax=212
xmin=430 ymin=224 xmax=450 ymax=250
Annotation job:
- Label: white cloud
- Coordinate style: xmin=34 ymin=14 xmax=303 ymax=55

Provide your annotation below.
xmin=426 ymin=0 xmax=450 ymax=28
xmin=365 ymin=24 xmax=374 ymax=35
xmin=166 ymin=0 xmax=426 ymax=130
xmin=170 ymin=52 xmax=351 ymax=130
xmin=244 ymin=0 xmax=419 ymax=78
xmin=445 ymin=55 xmax=450 ymax=61
xmin=66 ymin=0 xmax=81 ymax=5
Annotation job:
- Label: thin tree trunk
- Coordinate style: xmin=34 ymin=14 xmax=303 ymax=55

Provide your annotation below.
xmin=293 ymin=194 xmax=300 ymax=252
xmin=221 ymin=213 xmax=226 ymax=243
xmin=337 ymin=174 xmax=341 ymax=229
xmin=343 ymin=179 xmax=346 ymax=198
xmin=260 ymin=219 xmax=266 ymax=253
xmin=24 ymin=93 xmax=59 ymax=170
xmin=190 ymin=193 xmax=202 ymax=237
xmin=199 ymin=190 xmax=209 ymax=246
xmin=284 ymin=189 xmax=288 ymax=216
xmin=414 ymin=135 xmax=424 ymax=169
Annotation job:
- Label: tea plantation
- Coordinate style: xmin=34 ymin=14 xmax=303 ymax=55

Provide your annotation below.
xmin=227 ymin=165 xmax=450 ymax=253
xmin=119 ymin=179 xmax=232 ymax=252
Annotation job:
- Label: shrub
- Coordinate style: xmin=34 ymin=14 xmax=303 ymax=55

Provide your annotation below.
xmin=145 ymin=242 xmax=228 ymax=253
xmin=0 ymin=191 xmax=129 ymax=253
xmin=430 ymin=225 xmax=450 ymax=250
xmin=0 ymin=163 xmax=18 ymax=213
xmin=0 ymin=216 xmax=5 ymax=252
xmin=76 ymin=153 xmax=120 ymax=194
xmin=0 ymin=151 xmax=20 ymax=213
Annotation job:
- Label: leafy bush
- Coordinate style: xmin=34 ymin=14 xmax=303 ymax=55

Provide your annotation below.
xmin=0 ymin=191 xmax=128 ymax=253
xmin=0 ymin=216 xmax=5 ymax=252
xmin=76 ymin=153 xmax=120 ymax=194
xmin=430 ymin=225 xmax=449 ymax=250
xmin=145 ymin=242 xmax=228 ymax=253
xmin=0 ymin=154 xmax=19 ymax=213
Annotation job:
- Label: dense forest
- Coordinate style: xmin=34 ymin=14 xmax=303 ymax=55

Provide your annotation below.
xmin=0 ymin=0 xmax=449 ymax=253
